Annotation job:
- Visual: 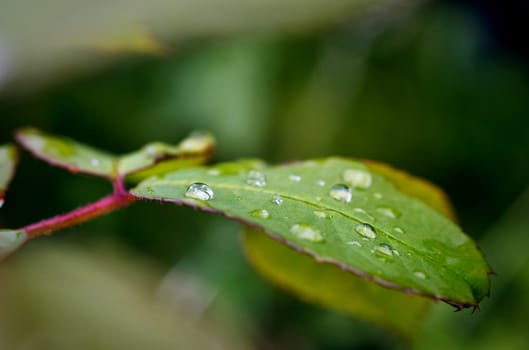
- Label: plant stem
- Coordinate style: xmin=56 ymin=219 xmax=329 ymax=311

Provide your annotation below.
xmin=21 ymin=178 xmax=136 ymax=238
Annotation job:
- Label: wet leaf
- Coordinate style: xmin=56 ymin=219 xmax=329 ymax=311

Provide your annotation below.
xmin=15 ymin=128 xmax=214 ymax=179
xmin=0 ymin=144 xmax=18 ymax=204
xmin=240 ymin=161 xmax=459 ymax=339
xmin=132 ymin=158 xmax=491 ymax=308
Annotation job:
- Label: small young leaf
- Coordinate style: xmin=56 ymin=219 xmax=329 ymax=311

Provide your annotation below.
xmin=15 ymin=128 xmax=116 ymax=178
xmin=243 ymin=227 xmax=432 ymax=340
xmin=132 ymin=158 xmax=491 ymax=308
xmin=0 ymin=144 xmax=18 ymax=205
xmin=0 ymin=230 xmax=26 ymax=256
xmin=15 ymin=128 xmax=214 ymax=180
xmin=118 ymin=132 xmax=215 ymax=179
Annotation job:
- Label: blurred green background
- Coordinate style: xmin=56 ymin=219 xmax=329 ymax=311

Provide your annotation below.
xmin=1 ymin=0 xmax=528 ymax=349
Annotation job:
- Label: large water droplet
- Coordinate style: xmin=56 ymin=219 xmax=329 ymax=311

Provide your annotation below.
xmin=185 ymin=183 xmax=214 ymax=201
xmin=246 ymin=170 xmax=266 ymax=187
xmin=414 ymin=271 xmax=427 ymax=279
xmin=355 ymin=223 xmax=376 ymax=239
xmin=376 ymin=206 xmax=401 ymax=219
xmin=289 ymin=174 xmax=301 ymax=182
xmin=290 ymin=224 xmax=324 ymax=242
xmin=249 ymin=209 xmax=270 ymax=219
xmin=343 ymin=169 xmax=372 ymax=189
xmin=329 ymin=184 xmax=352 ymax=203
xmin=313 ymin=210 xmax=331 ymax=219
xmin=373 ymin=243 xmax=393 ymax=257
xmin=272 ymin=195 xmax=283 ymax=205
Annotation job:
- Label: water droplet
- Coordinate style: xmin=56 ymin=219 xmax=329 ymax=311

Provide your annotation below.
xmin=90 ymin=158 xmax=100 ymax=167
xmin=353 ymin=208 xmax=375 ymax=223
xmin=392 ymin=249 xmax=400 ymax=256
xmin=207 ymin=169 xmax=221 ymax=176
xmin=376 ymin=206 xmax=401 ymax=219
xmin=289 ymin=174 xmax=302 ymax=182
xmin=246 ymin=170 xmax=266 ymax=187
xmin=272 ymin=195 xmax=283 ymax=205
xmin=316 ymin=179 xmax=326 ymax=186
xmin=144 ymin=143 xmax=163 ymax=157
xmin=249 ymin=209 xmax=270 ymax=219
xmin=355 ymin=223 xmax=376 ymax=239
xmin=394 ymin=227 xmax=405 ymax=234
xmin=343 ymin=169 xmax=372 ymax=189
xmin=346 ymin=240 xmax=362 ymax=247
xmin=373 ymin=243 xmax=393 ymax=257
xmin=373 ymin=193 xmax=383 ymax=199
xmin=414 ymin=271 xmax=427 ymax=279
xmin=290 ymin=224 xmax=324 ymax=242
xmin=329 ymin=184 xmax=352 ymax=203
xmin=313 ymin=210 xmax=331 ymax=219
xmin=185 ymin=183 xmax=214 ymax=201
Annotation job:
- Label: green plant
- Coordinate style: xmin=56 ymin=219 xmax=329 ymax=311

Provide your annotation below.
xmin=0 ymin=127 xmax=491 ymax=340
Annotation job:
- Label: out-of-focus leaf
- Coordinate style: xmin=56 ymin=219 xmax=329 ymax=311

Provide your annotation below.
xmin=243 ymin=226 xmax=431 ymax=340
xmin=0 ymin=144 xmax=17 ymax=205
xmin=132 ymin=158 xmax=491 ymax=308
xmin=0 ymin=0 xmax=420 ymax=91
xmin=0 ymin=230 xmax=26 ymax=257
xmin=15 ymin=127 xmax=116 ymax=178
xmin=0 ymin=243 xmax=251 ymax=350
xmin=119 ymin=131 xmax=215 ymax=180
xmin=15 ymin=128 xmax=214 ymax=180
xmin=240 ymin=161 xmax=458 ymax=339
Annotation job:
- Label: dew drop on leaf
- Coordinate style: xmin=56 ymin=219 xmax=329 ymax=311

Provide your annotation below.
xmin=394 ymin=227 xmax=405 ymax=234
xmin=414 ymin=271 xmax=427 ymax=279
xmin=246 ymin=170 xmax=267 ymax=187
xmin=271 ymin=195 xmax=283 ymax=205
xmin=249 ymin=209 xmax=270 ymax=219
xmin=353 ymin=208 xmax=375 ymax=223
xmin=185 ymin=183 xmax=214 ymax=201
xmin=373 ymin=243 xmax=394 ymax=257
xmin=329 ymin=184 xmax=352 ymax=203
xmin=373 ymin=192 xmax=383 ymax=199
xmin=90 ymin=158 xmax=100 ymax=167
xmin=290 ymin=224 xmax=324 ymax=242
xmin=289 ymin=174 xmax=301 ymax=182
xmin=376 ymin=206 xmax=401 ymax=219
xmin=346 ymin=240 xmax=362 ymax=247
xmin=316 ymin=179 xmax=326 ymax=186
xmin=343 ymin=169 xmax=372 ymax=189
xmin=313 ymin=210 xmax=331 ymax=219
xmin=207 ymin=169 xmax=221 ymax=176
xmin=355 ymin=223 xmax=376 ymax=239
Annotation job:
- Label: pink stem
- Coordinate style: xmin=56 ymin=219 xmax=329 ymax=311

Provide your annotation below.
xmin=20 ymin=178 xmax=136 ymax=238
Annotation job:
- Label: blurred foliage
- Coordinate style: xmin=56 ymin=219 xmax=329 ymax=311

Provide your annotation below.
xmin=1 ymin=0 xmax=529 ymax=349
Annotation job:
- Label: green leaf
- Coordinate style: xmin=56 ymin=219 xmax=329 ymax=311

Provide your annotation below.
xmin=118 ymin=132 xmax=215 ymax=181
xmin=0 ymin=230 xmax=26 ymax=257
xmin=0 ymin=144 xmax=18 ymax=204
xmin=15 ymin=128 xmax=116 ymax=178
xmin=243 ymin=226 xmax=431 ymax=339
xmin=15 ymin=128 xmax=214 ymax=180
xmin=240 ymin=162 xmax=458 ymax=339
xmin=132 ymin=158 xmax=491 ymax=308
